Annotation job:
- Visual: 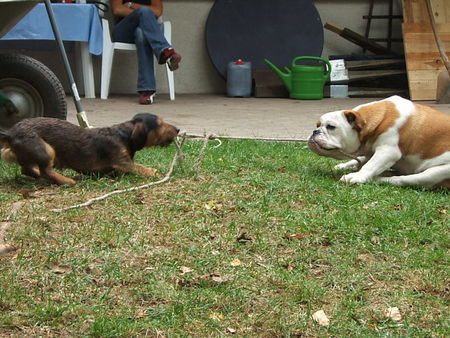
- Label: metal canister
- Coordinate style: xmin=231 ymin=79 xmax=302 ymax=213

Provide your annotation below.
xmin=227 ymin=59 xmax=252 ymax=97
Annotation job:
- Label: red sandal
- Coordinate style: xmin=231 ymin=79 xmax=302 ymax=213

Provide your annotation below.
xmin=138 ymin=91 xmax=156 ymax=105
xmin=159 ymin=48 xmax=182 ymax=71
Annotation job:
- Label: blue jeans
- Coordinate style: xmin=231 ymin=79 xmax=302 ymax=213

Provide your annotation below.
xmin=112 ymin=7 xmax=171 ymax=92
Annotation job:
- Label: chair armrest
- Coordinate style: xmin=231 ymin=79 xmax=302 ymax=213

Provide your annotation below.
xmin=162 ymin=20 xmax=172 ymax=44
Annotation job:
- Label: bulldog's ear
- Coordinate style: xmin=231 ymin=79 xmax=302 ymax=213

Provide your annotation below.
xmin=344 ymin=110 xmax=356 ymax=123
xmin=131 ymin=121 xmax=148 ymax=150
xmin=344 ymin=110 xmax=363 ymax=132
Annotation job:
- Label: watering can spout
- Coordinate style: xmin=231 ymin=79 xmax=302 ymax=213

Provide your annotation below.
xmin=264 ymin=58 xmax=292 ymax=92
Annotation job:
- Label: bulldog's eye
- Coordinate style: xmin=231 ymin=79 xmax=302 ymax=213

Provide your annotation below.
xmin=326 ymin=125 xmax=336 ymax=130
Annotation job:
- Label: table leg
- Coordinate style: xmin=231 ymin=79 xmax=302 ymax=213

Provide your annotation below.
xmin=76 ymin=41 xmax=95 ymax=98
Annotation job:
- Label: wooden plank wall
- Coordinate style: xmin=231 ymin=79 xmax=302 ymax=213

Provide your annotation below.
xmin=402 ymin=0 xmax=450 ymax=100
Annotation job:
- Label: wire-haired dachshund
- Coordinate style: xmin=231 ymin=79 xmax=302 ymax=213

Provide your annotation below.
xmin=0 ymin=113 xmax=179 ymax=185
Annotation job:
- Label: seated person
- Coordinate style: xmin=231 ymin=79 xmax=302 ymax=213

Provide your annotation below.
xmin=111 ymin=0 xmax=181 ymax=104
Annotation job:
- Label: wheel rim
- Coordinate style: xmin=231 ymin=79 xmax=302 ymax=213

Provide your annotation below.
xmin=0 ymin=78 xmax=44 ymax=119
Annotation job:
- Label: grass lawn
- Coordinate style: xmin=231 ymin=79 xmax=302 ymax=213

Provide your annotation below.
xmin=0 ymin=139 xmax=448 ymax=336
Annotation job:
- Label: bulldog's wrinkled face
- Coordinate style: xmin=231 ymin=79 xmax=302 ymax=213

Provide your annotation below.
xmin=308 ymin=110 xmax=360 ymax=160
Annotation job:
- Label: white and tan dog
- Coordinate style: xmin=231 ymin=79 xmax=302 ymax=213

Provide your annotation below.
xmin=308 ymin=95 xmax=450 ymax=189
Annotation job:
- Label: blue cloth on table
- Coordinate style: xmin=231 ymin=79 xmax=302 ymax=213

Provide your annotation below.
xmin=2 ymin=3 xmax=103 ymax=55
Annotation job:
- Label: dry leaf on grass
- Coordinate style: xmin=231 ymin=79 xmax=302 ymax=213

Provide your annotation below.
xmin=284 ymin=233 xmax=305 ymax=241
xmin=230 ymin=258 xmax=242 ymax=267
xmin=201 ymin=272 xmax=231 ymax=283
xmin=385 ymin=307 xmax=402 ymax=321
xmin=204 ymin=201 xmax=223 ymax=211
xmin=236 ymin=232 xmax=253 ymax=243
xmin=312 ymin=310 xmax=330 ymax=326
xmin=0 ymin=201 xmax=25 ymax=256
xmin=134 ymin=307 xmax=147 ymax=319
xmin=9 ymin=201 xmax=26 ymax=215
xmin=143 ymin=267 xmax=155 ymax=272
xmin=357 ymin=253 xmax=377 ymax=264
xmin=51 ymin=265 xmax=71 ymax=274
xmin=209 ymin=312 xmax=224 ymax=321
xmin=180 ymin=266 xmax=194 ymax=275
xmin=363 ymin=201 xmax=378 ymax=209
xmin=211 ymin=275 xmax=229 ymax=283
xmin=19 ymin=189 xmax=33 ymax=199
xmin=284 ymin=263 xmax=295 ymax=272
xmin=226 ymin=327 xmax=237 ymax=334
xmin=86 ymin=263 xmax=101 ymax=274
xmin=370 ymin=236 xmax=380 ymax=245
xmin=0 ymin=244 xmax=18 ymax=256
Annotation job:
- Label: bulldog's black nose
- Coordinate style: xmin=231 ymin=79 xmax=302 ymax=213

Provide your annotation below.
xmin=176 ymin=128 xmax=180 ymax=134
xmin=312 ymin=129 xmax=321 ymax=136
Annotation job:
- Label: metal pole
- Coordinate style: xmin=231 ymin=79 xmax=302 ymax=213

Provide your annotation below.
xmin=43 ymin=0 xmax=91 ymax=128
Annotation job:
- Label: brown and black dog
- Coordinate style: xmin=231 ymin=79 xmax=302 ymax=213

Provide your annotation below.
xmin=0 ymin=113 xmax=179 ymax=185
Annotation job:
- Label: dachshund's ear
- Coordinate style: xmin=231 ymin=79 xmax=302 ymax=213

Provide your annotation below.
xmin=130 ymin=121 xmax=148 ymax=150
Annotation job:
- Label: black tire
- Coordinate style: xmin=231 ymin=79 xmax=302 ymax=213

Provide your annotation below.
xmin=0 ymin=53 xmax=66 ymax=128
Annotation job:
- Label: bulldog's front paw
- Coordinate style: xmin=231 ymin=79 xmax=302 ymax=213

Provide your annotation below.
xmin=334 ymin=159 xmax=360 ymax=171
xmin=340 ymin=172 xmax=370 ymax=184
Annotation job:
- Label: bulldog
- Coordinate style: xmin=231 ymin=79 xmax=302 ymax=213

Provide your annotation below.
xmin=308 ymin=95 xmax=450 ymax=189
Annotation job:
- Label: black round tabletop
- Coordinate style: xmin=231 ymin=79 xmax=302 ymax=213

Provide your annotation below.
xmin=205 ymin=0 xmax=324 ymax=78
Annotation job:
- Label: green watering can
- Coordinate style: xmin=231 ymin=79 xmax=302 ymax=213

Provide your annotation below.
xmin=264 ymin=56 xmax=332 ymax=100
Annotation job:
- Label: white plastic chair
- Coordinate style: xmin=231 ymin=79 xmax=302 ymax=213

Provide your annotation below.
xmin=100 ymin=16 xmax=175 ymax=100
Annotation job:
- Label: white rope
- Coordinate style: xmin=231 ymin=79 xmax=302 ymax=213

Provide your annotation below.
xmin=192 ymin=133 xmax=215 ymax=175
xmin=182 ymin=133 xmax=307 ymax=143
xmin=51 ymin=133 xmax=187 ymax=213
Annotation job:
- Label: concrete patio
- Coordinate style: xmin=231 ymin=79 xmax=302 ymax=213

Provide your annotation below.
xmin=67 ymin=94 xmax=450 ymax=141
